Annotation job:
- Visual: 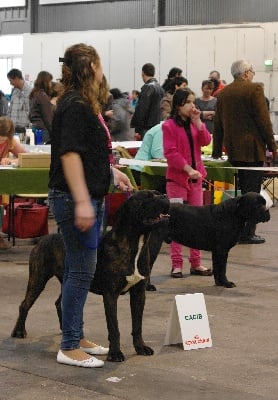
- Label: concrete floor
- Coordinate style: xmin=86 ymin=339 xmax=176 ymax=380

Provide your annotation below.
xmin=0 ymin=207 xmax=277 ymax=400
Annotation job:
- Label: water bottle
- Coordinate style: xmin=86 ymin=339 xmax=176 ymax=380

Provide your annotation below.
xmin=35 ymin=129 xmax=43 ymax=145
xmin=25 ymin=128 xmax=35 ymax=145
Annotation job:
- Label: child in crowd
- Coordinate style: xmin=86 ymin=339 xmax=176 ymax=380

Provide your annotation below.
xmin=0 ymin=116 xmax=27 ymax=250
xmin=130 ymin=89 xmax=140 ymax=109
xmin=0 ymin=116 xmax=26 ymax=165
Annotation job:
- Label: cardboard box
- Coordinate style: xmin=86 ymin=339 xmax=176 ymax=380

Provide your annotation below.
xmin=18 ymin=153 xmax=51 ymax=168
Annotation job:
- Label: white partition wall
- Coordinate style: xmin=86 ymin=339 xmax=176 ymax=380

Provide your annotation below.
xmin=20 ymin=22 xmax=278 ymax=112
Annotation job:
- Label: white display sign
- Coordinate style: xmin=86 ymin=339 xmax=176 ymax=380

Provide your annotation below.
xmin=164 ymin=293 xmax=212 ymax=350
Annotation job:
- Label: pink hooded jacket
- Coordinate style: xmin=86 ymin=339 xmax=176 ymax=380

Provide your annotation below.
xmin=163 ymin=118 xmax=211 ymax=188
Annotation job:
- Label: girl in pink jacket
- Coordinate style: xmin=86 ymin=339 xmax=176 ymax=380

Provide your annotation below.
xmin=162 ymin=89 xmax=212 ymax=278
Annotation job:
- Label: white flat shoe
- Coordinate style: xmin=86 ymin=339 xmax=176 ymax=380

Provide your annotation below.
xmin=57 ymin=350 xmax=104 ymax=368
xmin=80 ymin=345 xmax=109 ymax=355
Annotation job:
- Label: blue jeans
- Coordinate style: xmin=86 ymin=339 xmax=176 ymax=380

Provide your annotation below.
xmin=48 ymin=189 xmax=105 ymax=350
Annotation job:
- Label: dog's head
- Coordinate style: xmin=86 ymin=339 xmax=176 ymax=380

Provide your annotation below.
xmin=235 ymin=192 xmax=270 ymax=223
xmin=113 ymin=190 xmax=170 ymax=232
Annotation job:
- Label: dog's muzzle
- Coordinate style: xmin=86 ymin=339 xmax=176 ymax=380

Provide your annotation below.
xmin=261 ymin=209 xmax=270 ymax=222
xmin=250 ymin=208 xmax=270 ymax=224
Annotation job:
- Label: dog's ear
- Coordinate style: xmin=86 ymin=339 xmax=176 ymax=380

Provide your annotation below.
xmin=236 ymin=192 xmax=266 ymax=218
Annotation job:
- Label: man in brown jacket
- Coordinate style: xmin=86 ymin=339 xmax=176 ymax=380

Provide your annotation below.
xmin=212 ymin=59 xmax=277 ymax=244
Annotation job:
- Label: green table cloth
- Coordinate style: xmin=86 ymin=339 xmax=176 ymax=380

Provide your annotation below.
xmin=0 ymin=168 xmax=49 ymax=195
xmin=0 ymin=166 xmax=137 ymax=195
xmin=141 ymin=160 xmax=235 ymax=190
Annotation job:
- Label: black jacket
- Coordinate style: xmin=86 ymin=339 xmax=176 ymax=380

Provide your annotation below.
xmin=130 ymin=78 xmax=164 ymax=135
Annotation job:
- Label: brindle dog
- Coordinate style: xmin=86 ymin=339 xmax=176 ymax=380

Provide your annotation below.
xmin=11 ymin=190 xmax=170 ymax=363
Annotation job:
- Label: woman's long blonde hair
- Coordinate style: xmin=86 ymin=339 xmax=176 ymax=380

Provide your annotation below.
xmin=60 ymin=43 xmax=101 ymax=114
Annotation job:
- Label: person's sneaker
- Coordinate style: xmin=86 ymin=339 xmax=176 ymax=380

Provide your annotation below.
xmin=238 ymin=235 xmax=265 ymax=244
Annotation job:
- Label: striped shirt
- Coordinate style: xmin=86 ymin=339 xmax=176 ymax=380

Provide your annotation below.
xmin=7 ymin=81 xmax=31 ymax=128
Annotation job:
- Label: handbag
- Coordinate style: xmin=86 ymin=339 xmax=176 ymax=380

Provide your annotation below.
xmin=2 ymin=202 xmax=49 ymax=238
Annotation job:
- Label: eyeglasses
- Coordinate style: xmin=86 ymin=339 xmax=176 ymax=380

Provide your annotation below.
xmin=247 ymin=69 xmax=255 ymax=75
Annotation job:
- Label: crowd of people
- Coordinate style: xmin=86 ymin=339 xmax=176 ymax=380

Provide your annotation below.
xmin=0 ymin=62 xmax=226 ymax=149
xmin=0 ymin=49 xmax=277 ymax=368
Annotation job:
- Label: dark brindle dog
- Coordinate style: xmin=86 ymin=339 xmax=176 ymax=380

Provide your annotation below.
xmin=12 ymin=190 xmax=170 ymax=363
xmin=148 ymin=192 xmax=270 ymax=288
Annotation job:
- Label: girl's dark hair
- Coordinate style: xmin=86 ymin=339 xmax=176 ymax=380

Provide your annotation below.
xmin=30 ymin=71 xmax=53 ymax=99
xmin=110 ymin=88 xmax=123 ymax=100
xmin=162 ymin=67 xmax=183 ymax=91
xmin=167 ymin=76 xmax=188 ymax=94
xmin=60 ymin=43 xmax=101 ymax=114
xmin=170 ymin=88 xmax=194 ymax=125
xmin=168 ymin=67 xmax=182 ymax=79
xmin=208 ymin=77 xmax=219 ymax=90
xmin=201 ymin=79 xmax=214 ymax=89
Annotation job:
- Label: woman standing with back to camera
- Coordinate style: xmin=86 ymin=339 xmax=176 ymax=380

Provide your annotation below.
xmin=29 ymin=70 xmax=54 ymax=144
xmin=48 ymin=43 xmax=133 ymax=368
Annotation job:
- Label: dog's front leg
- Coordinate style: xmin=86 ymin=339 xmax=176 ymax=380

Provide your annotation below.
xmin=55 ymin=292 xmax=62 ymax=329
xmin=102 ymin=291 xmax=125 ymax=362
xmin=130 ymin=281 xmax=154 ymax=356
xmin=212 ymin=249 xmax=236 ymax=288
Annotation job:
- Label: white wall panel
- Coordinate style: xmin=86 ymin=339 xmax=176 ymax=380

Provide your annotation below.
xmin=159 ymin=31 xmax=187 ymax=87
xmin=132 ymin=30 xmax=161 ymax=91
xmin=184 ymin=30 xmax=216 ymax=95
xmin=21 ymin=22 xmax=278 ymax=112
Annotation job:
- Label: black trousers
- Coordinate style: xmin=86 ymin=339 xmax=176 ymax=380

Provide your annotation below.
xmin=232 ymin=161 xmax=264 ymax=238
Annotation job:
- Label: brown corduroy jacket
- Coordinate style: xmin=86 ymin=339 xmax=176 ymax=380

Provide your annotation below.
xmin=212 ymin=77 xmax=277 ymax=162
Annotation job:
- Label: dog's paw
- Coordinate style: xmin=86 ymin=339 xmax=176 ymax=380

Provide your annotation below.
xmin=11 ymin=328 xmax=27 ymax=338
xmin=135 ymin=345 xmax=154 ymax=356
xmin=107 ymin=350 xmax=125 ymax=362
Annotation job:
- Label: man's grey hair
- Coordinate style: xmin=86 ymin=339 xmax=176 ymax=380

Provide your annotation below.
xmin=231 ymin=60 xmax=253 ymax=79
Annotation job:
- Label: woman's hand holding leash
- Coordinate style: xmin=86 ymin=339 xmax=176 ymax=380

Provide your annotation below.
xmin=112 ymin=167 xmax=134 ymax=192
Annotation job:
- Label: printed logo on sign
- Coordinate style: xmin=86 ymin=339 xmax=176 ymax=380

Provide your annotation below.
xmin=185 ymin=335 xmax=210 ymax=347
xmin=185 ymin=314 xmax=202 ymax=320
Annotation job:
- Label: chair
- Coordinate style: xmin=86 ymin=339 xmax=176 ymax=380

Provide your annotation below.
xmin=262 ymin=173 xmax=278 ymax=205
xmin=262 ymin=153 xmax=278 ymax=206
